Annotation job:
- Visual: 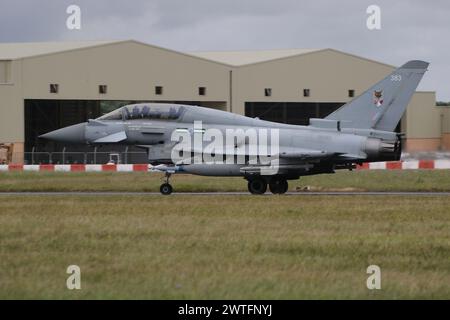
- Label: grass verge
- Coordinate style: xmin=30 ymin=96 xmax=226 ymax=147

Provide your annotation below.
xmin=0 ymin=170 xmax=450 ymax=192
xmin=0 ymin=195 xmax=449 ymax=299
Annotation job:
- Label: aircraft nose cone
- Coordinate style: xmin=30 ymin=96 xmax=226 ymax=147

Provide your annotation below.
xmin=39 ymin=123 xmax=87 ymax=143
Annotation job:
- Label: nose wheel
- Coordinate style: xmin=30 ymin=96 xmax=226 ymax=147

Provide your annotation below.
xmin=160 ymin=183 xmax=173 ymax=195
xmin=160 ymin=172 xmax=173 ymax=195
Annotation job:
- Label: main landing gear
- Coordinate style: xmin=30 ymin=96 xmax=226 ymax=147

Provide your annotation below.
xmin=160 ymin=172 xmax=173 ymax=195
xmin=268 ymin=177 xmax=289 ymax=194
xmin=247 ymin=178 xmax=267 ymax=195
xmin=247 ymin=177 xmax=289 ymax=195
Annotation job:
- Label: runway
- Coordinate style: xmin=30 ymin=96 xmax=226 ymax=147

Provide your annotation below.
xmin=0 ymin=191 xmax=449 ymax=196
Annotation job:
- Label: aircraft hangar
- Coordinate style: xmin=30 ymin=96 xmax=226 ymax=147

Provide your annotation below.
xmin=0 ymin=39 xmax=448 ymax=164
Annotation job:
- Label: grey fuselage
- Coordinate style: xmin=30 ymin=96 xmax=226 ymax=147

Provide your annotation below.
xmin=39 ymin=60 xmax=429 ymax=180
xmin=41 ymin=103 xmax=400 ymax=178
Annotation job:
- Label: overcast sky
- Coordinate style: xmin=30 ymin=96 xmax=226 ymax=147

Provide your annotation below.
xmin=1 ymin=0 xmax=449 ymax=100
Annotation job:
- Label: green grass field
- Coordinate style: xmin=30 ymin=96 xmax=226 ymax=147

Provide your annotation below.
xmin=0 ymin=195 xmax=449 ymax=299
xmin=0 ymin=170 xmax=450 ymax=192
xmin=0 ymin=171 xmax=449 ymax=299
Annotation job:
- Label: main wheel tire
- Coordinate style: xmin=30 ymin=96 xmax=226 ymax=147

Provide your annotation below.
xmin=269 ymin=183 xmax=279 ymax=194
xmin=247 ymin=178 xmax=267 ymax=195
xmin=160 ymin=183 xmax=173 ymax=195
xmin=269 ymin=179 xmax=288 ymax=194
xmin=279 ymin=180 xmax=288 ymax=194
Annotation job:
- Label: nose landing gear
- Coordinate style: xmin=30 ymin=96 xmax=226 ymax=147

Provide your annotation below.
xmin=160 ymin=172 xmax=173 ymax=195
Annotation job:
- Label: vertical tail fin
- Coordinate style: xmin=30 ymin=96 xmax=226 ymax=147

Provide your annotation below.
xmin=325 ymin=60 xmax=429 ymax=131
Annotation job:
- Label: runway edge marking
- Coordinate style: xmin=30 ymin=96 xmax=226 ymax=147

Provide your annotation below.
xmin=1 ymin=161 xmax=450 ymax=172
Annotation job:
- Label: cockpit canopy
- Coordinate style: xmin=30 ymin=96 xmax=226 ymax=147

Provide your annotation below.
xmin=97 ymin=104 xmax=185 ymax=121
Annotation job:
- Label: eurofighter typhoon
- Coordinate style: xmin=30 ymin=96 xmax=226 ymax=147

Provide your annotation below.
xmin=40 ymin=61 xmax=428 ymax=194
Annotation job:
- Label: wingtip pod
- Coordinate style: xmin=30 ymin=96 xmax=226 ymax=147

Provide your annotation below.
xmin=401 ymin=60 xmax=429 ymax=69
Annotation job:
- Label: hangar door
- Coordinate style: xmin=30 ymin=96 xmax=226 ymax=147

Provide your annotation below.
xmin=245 ymin=102 xmax=403 ymax=134
xmin=245 ymin=102 xmax=345 ymax=125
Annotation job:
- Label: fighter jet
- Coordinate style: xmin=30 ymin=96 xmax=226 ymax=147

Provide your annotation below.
xmin=40 ymin=60 xmax=429 ymax=195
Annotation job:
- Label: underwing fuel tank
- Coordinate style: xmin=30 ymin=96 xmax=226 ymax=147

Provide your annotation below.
xmin=179 ymin=164 xmax=243 ymax=176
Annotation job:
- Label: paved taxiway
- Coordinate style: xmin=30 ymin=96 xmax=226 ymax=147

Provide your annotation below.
xmin=0 ymin=192 xmax=449 ymax=196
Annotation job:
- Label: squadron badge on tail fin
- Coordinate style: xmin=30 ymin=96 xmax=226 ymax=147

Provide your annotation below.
xmin=373 ymin=90 xmax=384 ymax=107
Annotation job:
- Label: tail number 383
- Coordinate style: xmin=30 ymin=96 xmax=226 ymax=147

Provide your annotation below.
xmin=391 ymin=74 xmax=402 ymax=81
